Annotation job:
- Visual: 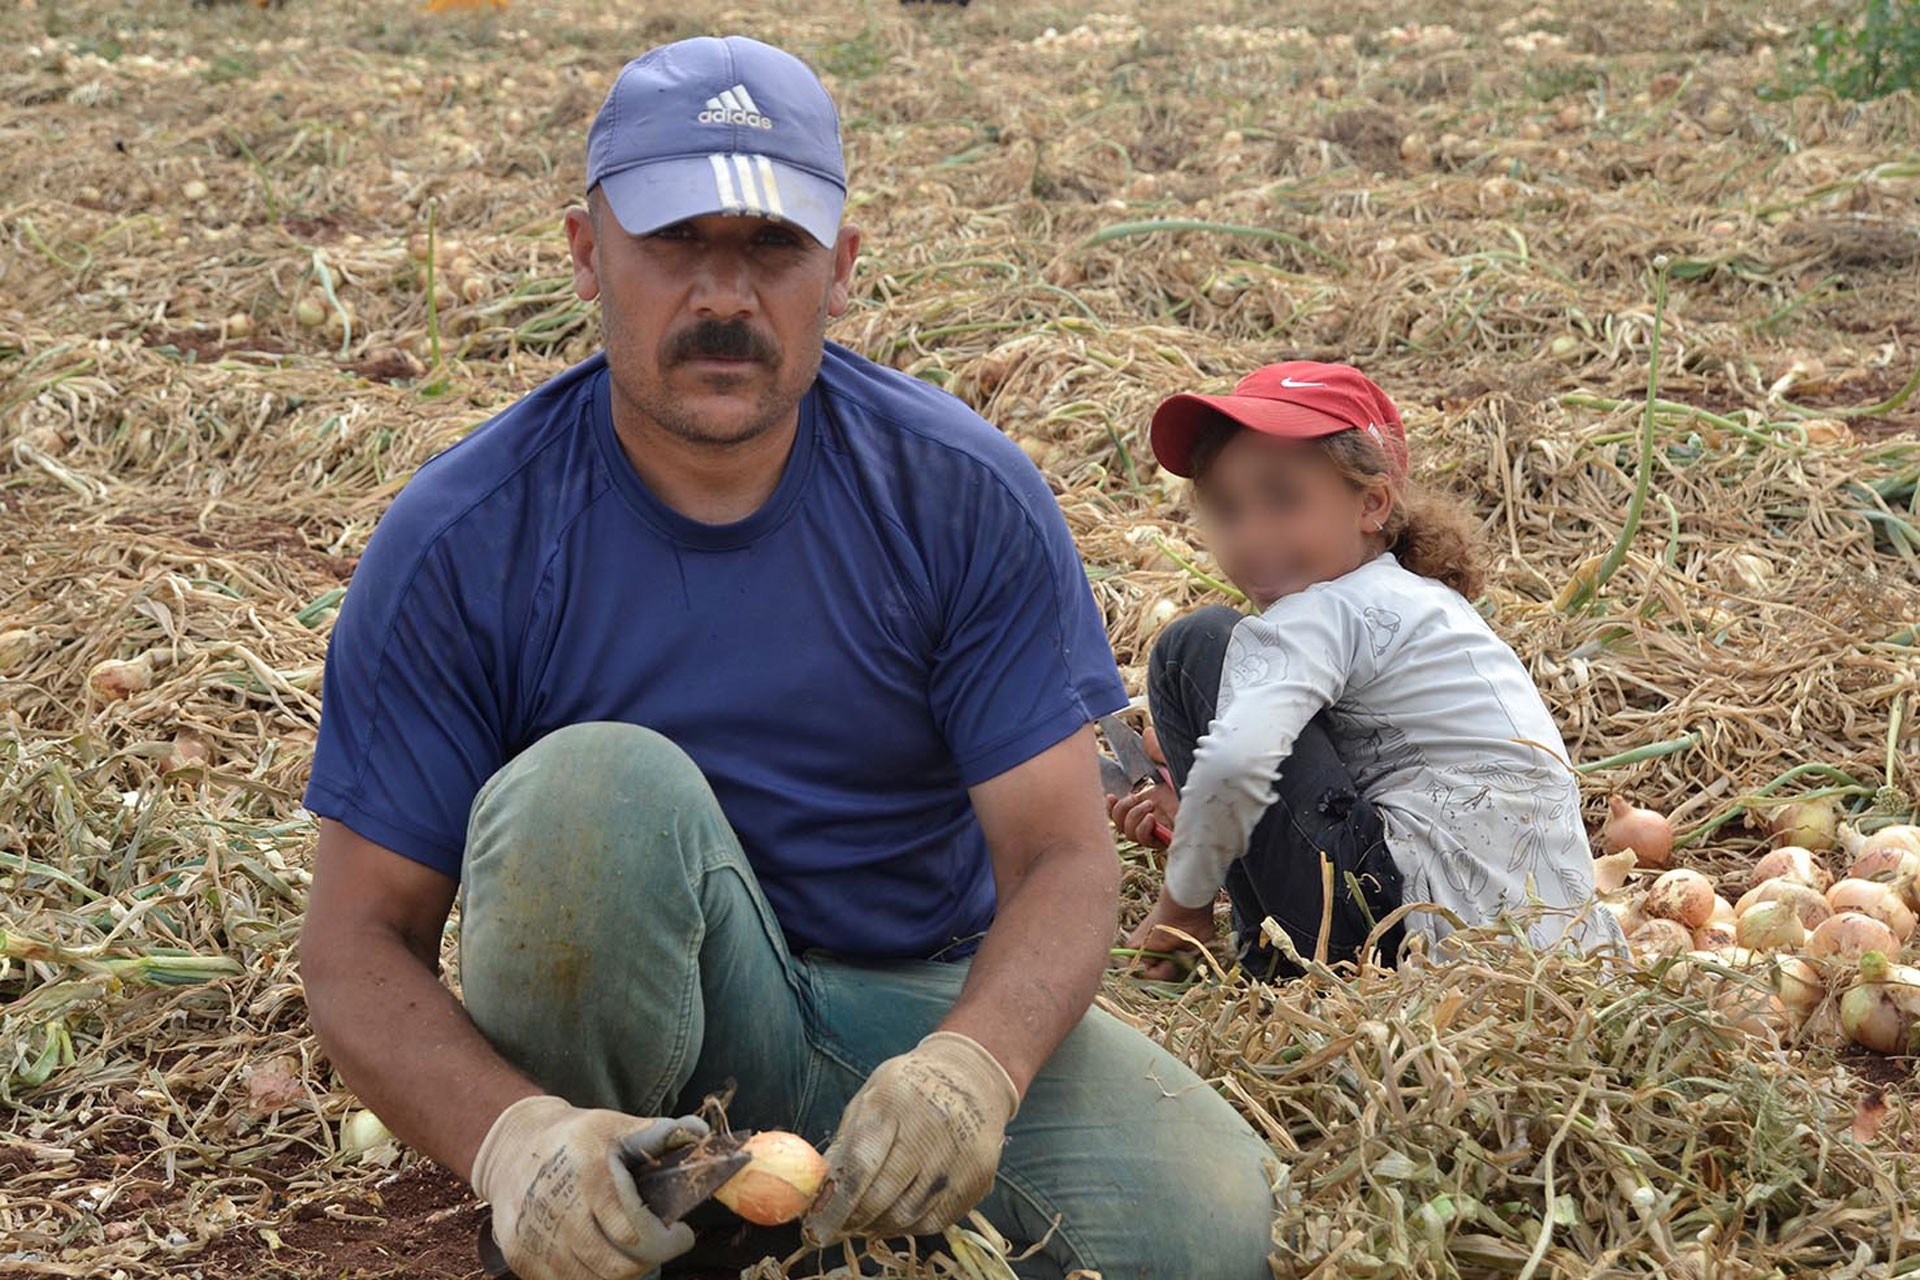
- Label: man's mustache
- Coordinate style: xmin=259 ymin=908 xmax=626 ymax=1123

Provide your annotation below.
xmin=667 ymin=320 xmax=779 ymax=366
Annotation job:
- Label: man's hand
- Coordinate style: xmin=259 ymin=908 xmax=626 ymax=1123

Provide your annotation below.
xmin=472 ymin=1095 xmax=709 ymax=1280
xmin=1123 ymin=891 xmax=1217 ymax=981
xmin=804 ymin=1032 xmax=1018 ymax=1243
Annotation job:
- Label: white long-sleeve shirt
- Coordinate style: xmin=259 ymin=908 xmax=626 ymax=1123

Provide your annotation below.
xmin=1165 ymin=553 xmax=1613 ymax=950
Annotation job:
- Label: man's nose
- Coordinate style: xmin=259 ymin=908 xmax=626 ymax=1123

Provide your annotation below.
xmin=689 ymin=250 xmax=756 ymax=319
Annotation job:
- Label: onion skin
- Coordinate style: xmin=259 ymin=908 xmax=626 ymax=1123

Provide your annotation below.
xmin=88 ymin=654 xmax=155 ymax=702
xmin=1847 ymin=846 xmax=1920 ymax=884
xmin=712 ymin=1131 xmax=828 ymax=1226
xmin=1735 ymin=900 xmax=1806 ymax=952
xmin=1708 ymin=895 xmax=1737 ymax=928
xmin=1807 ymin=911 xmax=1899 ymax=963
xmin=1602 ymin=796 xmax=1673 ymax=869
xmin=1603 ymin=897 xmax=1645 ymax=937
xmin=1591 ymin=849 xmax=1638 ymax=895
xmin=1735 ymin=879 xmax=1833 ymax=930
xmin=1629 ymin=918 xmax=1693 ymax=959
xmin=1644 ymin=869 xmax=1715 ymax=929
xmin=1768 ymin=799 xmax=1838 ymax=853
xmin=1748 ymin=846 xmax=1830 ymax=894
xmin=1771 ymin=955 xmax=1828 ymax=1027
xmin=1692 ymin=920 xmax=1739 ymax=952
xmin=1839 ymin=952 xmax=1920 ymax=1054
xmin=1824 ymin=879 xmax=1918 ymax=942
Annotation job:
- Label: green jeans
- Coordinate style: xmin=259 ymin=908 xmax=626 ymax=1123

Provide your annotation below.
xmin=459 ymin=722 xmax=1277 ymax=1279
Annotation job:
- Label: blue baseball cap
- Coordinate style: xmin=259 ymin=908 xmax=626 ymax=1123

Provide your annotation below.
xmin=586 ymin=36 xmax=847 ymax=248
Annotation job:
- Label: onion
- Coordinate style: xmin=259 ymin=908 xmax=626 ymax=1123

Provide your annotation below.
xmin=712 ymin=1131 xmax=828 ymax=1226
xmin=1735 ymin=900 xmax=1806 ymax=952
xmin=1602 ymin=797 xmax=1673 ymax=869
xmin=1848 ymin=845 xmax=1920 ymax=883
xmin=88 ymin=654 xmax=155 ymax=702
xmin=1629 ymin=918 xmax=1692 ymax=959
xmin=341 ymin=1108 xmax=394 ymax=1156
xmin=1825 ymin=879 xmax=1917 ymax=941
xmin=1735 ymin=879 xmax=1833 ymax=929
xmin=1692 ymin=920 xmax=1738 ymax=952
xmin=1807 ymin=911 xmax=1899 ymax=963
xmin=1735 ymin=882 xmax=1835 ymax=932
xmin=1852 ymin=825 xmax=1920 ymax=865
xmin=1771 ymin=955 xmax=1828 ymax=1027
xmin=1644 ymin=869 xmax=1715 ymax=928
xmin=1591 ymin=849 xmax=1638 ymax=895
xmin=1603 ymin=897 xmax=1645 ymax=937
xmin=1748 ymin=846 xmax=1830 ymax=893
xmin=1768 ymin=799 xmax=1838 ymax=853
xmin=1839 ymin=951 xmax=1920 ymax=1054
xmin=1708 ymin=895 xmax=1736 ymax=928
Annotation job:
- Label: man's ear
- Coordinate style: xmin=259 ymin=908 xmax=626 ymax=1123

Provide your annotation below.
xmin=564 ymin=204 xmax=600 ymax=303
xmin=826 ymin=224 xmax=862 ymax=318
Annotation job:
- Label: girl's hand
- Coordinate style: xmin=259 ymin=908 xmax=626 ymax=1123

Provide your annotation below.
xmin=1103 ymin=721 xmax=1179 ymax=847
xmin=1107 ymin=788 xmax=1174 ymax=849
xmin=1122 ymin=892 xmax=1218 ymax=981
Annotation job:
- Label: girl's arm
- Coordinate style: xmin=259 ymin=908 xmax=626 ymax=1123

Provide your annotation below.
xmin=1161 ymin=597 xmax=1364 ymax=909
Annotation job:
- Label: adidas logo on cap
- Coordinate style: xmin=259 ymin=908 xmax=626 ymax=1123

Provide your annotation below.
xmin=698 ymin=84 xmax=774 ymax=130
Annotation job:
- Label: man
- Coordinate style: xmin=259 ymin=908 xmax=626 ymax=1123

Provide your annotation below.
xmin=299 ymin=34 xmax=1276 ymax=1280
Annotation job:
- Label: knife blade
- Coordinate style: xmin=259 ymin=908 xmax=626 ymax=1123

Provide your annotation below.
xmin=479 ymin=1134 xmax=753 ymax=1279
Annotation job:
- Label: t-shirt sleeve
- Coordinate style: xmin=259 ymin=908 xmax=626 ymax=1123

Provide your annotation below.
xmin=926 ymin=452 xmax=1128 ymax=786
xmin=302 ymin=509 xmax=506 ymax=879
xmin=1163 ymin=590 xmax=1366 ymax=908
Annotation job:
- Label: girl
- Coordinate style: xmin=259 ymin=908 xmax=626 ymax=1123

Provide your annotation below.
xmin=1110 ymin=361 xmax=1612 ymax=978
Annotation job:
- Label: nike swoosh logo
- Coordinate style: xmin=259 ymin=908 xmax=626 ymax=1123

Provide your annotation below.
xmin=1280 ymin=377 xmax=1326 ymax=388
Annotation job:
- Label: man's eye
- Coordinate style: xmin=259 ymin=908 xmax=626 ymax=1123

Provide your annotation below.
xmin=650 ymin=224 xmax=695 ymax=240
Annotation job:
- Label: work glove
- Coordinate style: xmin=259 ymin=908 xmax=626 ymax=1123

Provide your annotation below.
xmin=804 ymin=1031 xmax=1019 ymax=1242
xmin=471 ymin=1094 xmax=709 ymax=1280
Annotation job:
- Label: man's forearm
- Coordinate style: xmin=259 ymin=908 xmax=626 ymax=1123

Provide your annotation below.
xmin=938 ymin=842 xmax=1119 ymax=1097
xmin=306 ymin=926 xmax=539 ymax=1182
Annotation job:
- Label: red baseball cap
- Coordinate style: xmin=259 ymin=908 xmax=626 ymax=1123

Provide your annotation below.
xmin=1150 ymin=361 xmax=1409 ymax=482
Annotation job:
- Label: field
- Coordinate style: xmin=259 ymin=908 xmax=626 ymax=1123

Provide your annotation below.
xmin=3 ymin=0 xmax=1919 ymax=1276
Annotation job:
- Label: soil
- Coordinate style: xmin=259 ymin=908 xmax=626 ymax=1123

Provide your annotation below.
xmin=193 ymin=1162 xmax=487 ymax=1280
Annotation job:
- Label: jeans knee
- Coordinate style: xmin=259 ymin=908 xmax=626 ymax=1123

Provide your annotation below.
xmin=1150 ymin=604 xmax=1243 ymax=677
xmin=472 ymin=721 xmax=709 ymax=832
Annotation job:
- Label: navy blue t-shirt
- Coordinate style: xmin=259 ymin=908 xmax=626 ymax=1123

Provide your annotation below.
xmin=303 ymin=342 xmax=1128 ymax=959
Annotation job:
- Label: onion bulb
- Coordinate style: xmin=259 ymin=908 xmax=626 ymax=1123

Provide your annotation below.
xmin=1849 ymin=824 xmax=1920 ymax=867
xmin=1848 ymin=845 xmax=1920 ymax=884
xmin=1603 ymin=897 xmax=1644 ymax=938
xmin=1708 ymin=895 xmax=1736 ymax=928
xmin=1807 ymin=911 xmax=1899 ymax=963
xmin=1735 ymin=900 xmax=1806 ymax=952
xmin=1692 ymin=920 xmax=1738 ymax=952
xmin=712 ymin=1131 xmax=828 ymax=1226
xmin=88 ymin=654 xmax=156 ymax=702
xmin=1825 ymin=879 xmax=1917 ymax=942
xmin=1771 ymin=955 xmax=1828 ymax=1027
xmin=1839 ymin=951 xmax=1920 ymax=1054
xmin=341 ymin=1108 xmax=394 ymax=1155
xmin=1735 ymin=879 xmax=1833 ymax=929
xmin=1629 ymin=918 xmax=1692 ymax=959
xmin=1602 ymin=797 xmax=1673 ymax=869
xmin=1768 ymin=798 xmax=1838 ymax=853
xmin=1644 ymin=869 xmax=1715 ymax=928
xmin=1748 ymin=846 xmax=1830 ymax=893
xmin=1591 ymin=849 xmax=1638 ymax=895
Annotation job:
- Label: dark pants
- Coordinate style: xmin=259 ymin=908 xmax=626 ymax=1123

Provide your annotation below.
xmin=1147 ymin=605 xmax=1406 ymax=975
